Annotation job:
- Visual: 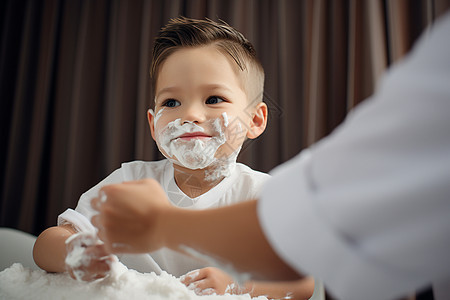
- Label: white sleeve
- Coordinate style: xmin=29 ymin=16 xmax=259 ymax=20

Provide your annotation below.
xmin=58 ymin=167 xmax=124 ymax=230
xmin=258 ymin=11 xmax=450 ymax=300
xmin=58 ymin=209 xmax=96 ymax=234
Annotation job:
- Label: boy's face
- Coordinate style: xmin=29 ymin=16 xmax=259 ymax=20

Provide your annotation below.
xmin=148 ymin=45 xmax=267 ymax=171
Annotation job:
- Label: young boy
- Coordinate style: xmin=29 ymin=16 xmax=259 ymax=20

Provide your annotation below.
xmin=33 ymin=17 xmax=315 ymax=299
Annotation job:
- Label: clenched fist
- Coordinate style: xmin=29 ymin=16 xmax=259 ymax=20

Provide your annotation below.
xmin=91 ymin=179 xmax=172 ymax=254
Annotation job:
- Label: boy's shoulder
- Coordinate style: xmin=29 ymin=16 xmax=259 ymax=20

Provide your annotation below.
xmin=121 ymin=159 xmax=168 ymax=168
xmin=120 ymin=159 xmax=170 ymax=181
xmin=235 ymin=162 xmax=271 ymax=179
xmin=223 ymin=163 xmax=270 ymax=201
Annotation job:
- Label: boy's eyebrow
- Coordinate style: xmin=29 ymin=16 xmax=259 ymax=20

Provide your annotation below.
xmin=201 ymin=83 xmax=234 ymax=93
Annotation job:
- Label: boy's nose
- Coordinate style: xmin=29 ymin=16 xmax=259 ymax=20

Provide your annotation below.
xmin=181 ymin=103 xmax=207 ymax=124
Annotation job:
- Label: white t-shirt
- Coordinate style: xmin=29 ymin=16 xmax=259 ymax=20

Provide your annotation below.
xmin=59 ymin=159 xmax=269 ymax=276
xmin=259 ymin=11 xmax=450 ymax=300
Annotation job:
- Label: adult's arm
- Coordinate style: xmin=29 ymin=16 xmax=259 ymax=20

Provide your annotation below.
xmin=92 ymin=10 xmax=450 ymax=300
xmin=92 ymin=179 xmax=300 ymax=281
xmin=258 ymin=10 xmax=450 ymax=300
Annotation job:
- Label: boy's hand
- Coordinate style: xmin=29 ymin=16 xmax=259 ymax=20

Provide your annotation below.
xmin=65 ymin=233 xmax=115 ymax=281
xmin=90 ymin=179 xmax=172 ymax=254
xmin=180 ymin=267 xmax=240 ymax=296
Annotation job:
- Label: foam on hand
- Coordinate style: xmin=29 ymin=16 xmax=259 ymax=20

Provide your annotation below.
xmin=64 ymin=232 xmax=120 ymax=281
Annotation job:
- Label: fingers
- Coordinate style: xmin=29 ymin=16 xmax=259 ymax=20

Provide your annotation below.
xmin=90 ymin=191 xmax=110 ymax=250
xmin=180 ymin=269 xmax=202 ymax=285
xmin=91 ymin=214 xmax=134 ymax=254
xmin=181 ymin=269 xmax=210 ymax=295
xmin=90 ymin=179 xmax=168 ymax=254
xmin=90 ymin=214 xmax=104 ymax=239
xmin=187 ymin=279 xmax=210 ymax=292
xmin=90 ymin=214 xmax=108 ymax=249
xmin=65 ymin=232 xmax=97 ymax=252
xmin=181 ymin=267 xmax=233 ymax=296
xmin=86 ymin=243 xmax=111 ymax=259
xmin=66 ymin=244 xmax=114 ymax=282
xmin=90 ymin=181 xmax=150 ymax=214
xmin=90 ymin=214 xmax=100 ymax=230
xmin=91 ymin=187 xmax=113 ymax=214
xmin=184 ymin=278 xmax=214 ymax=295
xmin=69 ymin=259 xmax=111 ymax=282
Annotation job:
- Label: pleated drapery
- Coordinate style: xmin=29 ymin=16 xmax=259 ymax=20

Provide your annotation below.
xmin=1 ymin=0 xmax=449 ymax=236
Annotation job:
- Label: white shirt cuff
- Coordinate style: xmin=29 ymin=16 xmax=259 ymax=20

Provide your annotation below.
xmin=58 ymin=208 xmax=97 ymax=234
xmin=258 ymin=151 xmax=422 ymax=300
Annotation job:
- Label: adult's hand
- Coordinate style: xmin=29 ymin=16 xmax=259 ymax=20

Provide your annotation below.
xmin=91 ymin=179 xmax=171 ymax=253
xmin=65 ymin=232 xmax=115 ymax=281
xmin=91 ymin=179 xmax=300 ymax=281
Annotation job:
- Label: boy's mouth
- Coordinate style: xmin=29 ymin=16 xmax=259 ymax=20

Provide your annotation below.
xmin=175 ymin=132 xmax=212 ymax=141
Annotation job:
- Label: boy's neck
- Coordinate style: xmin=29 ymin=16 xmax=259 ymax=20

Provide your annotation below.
xmin=172 ymin=164 xmax=228 ymax=198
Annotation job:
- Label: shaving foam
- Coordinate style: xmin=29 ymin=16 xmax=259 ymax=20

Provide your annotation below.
xmin=149 ymin=108 xmax=165 ymax=127
xmin=153 ymin=111 xmax=241 ymax=181
xmin=65 ymin=232 xmax=118 ymax=282
xmin=154 ymin=112 xmax=230 ymax=169
xmin=156 ymin=118 xmax=223 ymax=169
xmin=222 ymin=112 xmax=229 ymax=127
xmin=65 ymin=232 xmax=97 ymax=281
xmin=204 ymin=146 xmax=240 ymax=181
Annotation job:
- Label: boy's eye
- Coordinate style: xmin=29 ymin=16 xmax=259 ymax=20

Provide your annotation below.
xmin=162 ymin=99 xmax=180 ymax=108
xmin=205 ymin=96 xmax=225 ymax=105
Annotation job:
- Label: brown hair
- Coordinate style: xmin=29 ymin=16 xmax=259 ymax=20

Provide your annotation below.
xmin=150 ymin=16 xmax=264 ymax=104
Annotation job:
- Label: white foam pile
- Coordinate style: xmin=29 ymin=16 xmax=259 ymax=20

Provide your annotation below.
xmin=0 ymin=263 xmax=268 ymax=300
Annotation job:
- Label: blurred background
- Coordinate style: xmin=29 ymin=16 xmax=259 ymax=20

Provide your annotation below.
xmin=1 ymin=0 xmax=449 ymax=237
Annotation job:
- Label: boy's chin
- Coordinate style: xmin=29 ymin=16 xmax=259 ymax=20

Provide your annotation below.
xmin=169 ymin=155 xmax=237 ymax=171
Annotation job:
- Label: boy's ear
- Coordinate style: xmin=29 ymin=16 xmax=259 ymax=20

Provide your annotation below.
xmin=246 ymin=102 xmax=268 ymax=139
xmin=147 ymin=109 xmax=156 ymax=141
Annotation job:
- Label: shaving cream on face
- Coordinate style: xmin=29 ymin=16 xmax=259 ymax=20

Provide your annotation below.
xmin=204 ymin=146 xmax=240 ymax=181
xmin=154 ymin=111 xmax=236 ymax=170
xmin=222 ymin=112 xmax=229 ymax=127
xmin=149 ymin=108 xmax=165 ymax=126
xmin=156 ymin=118 xmax=226 ymax=169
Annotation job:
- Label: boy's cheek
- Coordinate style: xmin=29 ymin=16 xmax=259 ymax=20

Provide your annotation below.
xmin=218 ymin=132 xmax=245 ymax=155
xmin=224 ymin=118 xmax=248 ymax=144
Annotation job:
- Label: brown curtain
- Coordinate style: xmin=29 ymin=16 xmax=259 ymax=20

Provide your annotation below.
xmin=1 ymin=0 xmax=449 ymax=237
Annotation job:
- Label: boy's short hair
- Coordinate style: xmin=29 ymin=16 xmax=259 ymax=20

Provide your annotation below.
xmin=150 ymin=16 xmax=264 ymax=105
